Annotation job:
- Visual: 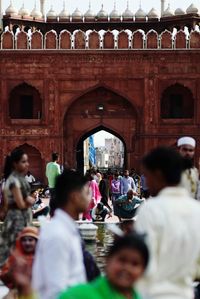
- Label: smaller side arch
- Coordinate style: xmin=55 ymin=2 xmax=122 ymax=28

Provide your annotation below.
xmin=59 ymin=30 xmax=72 ymax=49
xmin=1 ymin=31 xmax=14 ymax=49
xmin=160 ymin=30 xmax=173 ymax=49
xmin=174 ymin=30 xmax=187 ymax=49
xmin=45 ymin=30 xmax=57 ymax=49
xmin=16 ymin=30 xmax=29 ymax=49
xmin=88 ymin=30 xmax=101 ymax=49
xmin=132 ymin=30 xmax=144 ymax=49
xmin=103 ymin=31 xmax=115 ymax=49
xmin=117 ymin=31 xmax=129 ymax=49
xmin=146 ymin=30 xmax=159 ymax=49
xmin=74 ymin=30 xmax=86 ymax=49
xmin=30 ymin=31 xmax=43 ymax=49
xmin=161 ymin=83 xmax=194 ymax=119
xmin=189 ymin=31 xmax=200 ymax=49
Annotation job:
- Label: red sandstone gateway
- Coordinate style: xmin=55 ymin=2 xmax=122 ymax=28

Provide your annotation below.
xmin=0 ymin=1 xmax=200 ymax=181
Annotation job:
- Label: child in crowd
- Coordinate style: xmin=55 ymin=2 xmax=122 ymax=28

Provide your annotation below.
xmin=58 ymin=233 xmax=149 ymax=299
xmin=0 ymin=227 xmax=38 ymax=299
xmin=91 ymin=202 xmax=112 ymax=222
xmin=31 ymin=189 xmax=49 ymax=219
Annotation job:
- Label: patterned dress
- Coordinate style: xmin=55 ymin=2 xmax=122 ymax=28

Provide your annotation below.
xmin=0 ymin=171 xmax=32 ymax=267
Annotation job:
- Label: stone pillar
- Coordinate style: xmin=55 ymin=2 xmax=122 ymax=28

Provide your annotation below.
xmin=40 ymin=0 xmax=45 ymax=18
xmin=161 ymin=0 xmax=166 ymax=16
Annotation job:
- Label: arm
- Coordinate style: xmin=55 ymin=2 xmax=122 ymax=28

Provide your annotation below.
xmin=111 ymin=181 xmax=118 ymax=193
xmin=32 ymin=236 xmax=71 ymax=299
xmin=131 ymin=178 xmax=137 ymax=192
xmin=11 ymin=187 xmax=33 ymax=209
xmin=56 ymin=164 xmax=61 ymax=176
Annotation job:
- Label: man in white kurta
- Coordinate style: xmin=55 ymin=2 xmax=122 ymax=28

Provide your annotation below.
xmin=178 ymin=136 xmax=199 ymax=199
xmin=135 ymin=147 xmax=200 ymax=299
xmin=32 ymin=170 xmax=90 ymax=299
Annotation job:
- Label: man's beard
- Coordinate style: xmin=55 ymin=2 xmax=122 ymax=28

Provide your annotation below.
xmin=182 ymin=157 xmax=194 ymax=170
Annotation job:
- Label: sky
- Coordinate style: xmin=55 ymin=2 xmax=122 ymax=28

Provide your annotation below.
xmin=93 ymin=130 xmax=114 ymax=147
xmin=2 ymin=0 xmax=199 ymax=15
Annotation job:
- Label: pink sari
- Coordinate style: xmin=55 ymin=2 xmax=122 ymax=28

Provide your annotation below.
xmin=82 ymin=180 xmax=101 ymax=220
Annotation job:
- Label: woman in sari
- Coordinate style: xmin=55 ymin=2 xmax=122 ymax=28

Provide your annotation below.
xmin=0 ymin=149 xmax=35 ymax=267
xmin=82 ymin=173 xmax=101 ymax=220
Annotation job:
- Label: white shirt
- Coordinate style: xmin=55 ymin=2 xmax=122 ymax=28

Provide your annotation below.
xmin=121 ymin=176 xmax=136 ymax=194
xmin=32 ymin=209 xmax=86 ymax=299
xmin=180 ymin=168 xmax=199 ymax=199
xmin=135 ymin=187 xmax=200 ymax=299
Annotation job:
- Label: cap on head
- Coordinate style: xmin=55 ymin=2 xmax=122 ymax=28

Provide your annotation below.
xmin=177 ymin=137 xmax=196 ymax=148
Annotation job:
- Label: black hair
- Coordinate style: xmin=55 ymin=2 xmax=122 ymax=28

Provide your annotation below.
xmin=107 ymin=233 xmax=149 ymax=269
xmin=54 ymin=169 xmax=88 ymax=208
xmin=52 ymin=152 xmax=59 ymax=162
xmin=4 ymin=148 xmax=26 ymax=180
xmin=142 ymin=146 xmax=183 ymax=185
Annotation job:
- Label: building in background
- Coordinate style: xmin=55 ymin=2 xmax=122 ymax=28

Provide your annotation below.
xmin=95 ymin=137 xmax=124 ymax=169
xmin=96 ymin=147 xmax=109 ymax=169
xmin=105 ymin=137 xmax=124 ymax=168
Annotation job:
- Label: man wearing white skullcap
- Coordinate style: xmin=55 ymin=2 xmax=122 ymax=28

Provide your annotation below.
xmin=177 ymin=136 xmax=199 ymax=199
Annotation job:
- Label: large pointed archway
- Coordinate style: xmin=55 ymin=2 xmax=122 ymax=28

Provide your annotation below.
xmin=76 ymin=125 xmax=127 ymax=173
xmin=63 ymin=85 xmax=139 ymax=170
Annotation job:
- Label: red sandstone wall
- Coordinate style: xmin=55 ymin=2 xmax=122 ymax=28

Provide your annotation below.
xmin=0 ymin=50 xmax=200 ymax=179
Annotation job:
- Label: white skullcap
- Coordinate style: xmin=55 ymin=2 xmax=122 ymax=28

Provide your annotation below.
xmin=177 ymin=136 xmax=196 ymax=148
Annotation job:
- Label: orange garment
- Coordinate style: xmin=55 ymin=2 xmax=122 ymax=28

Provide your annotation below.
xmin=0 ymin=227 xmax=38 ymax=289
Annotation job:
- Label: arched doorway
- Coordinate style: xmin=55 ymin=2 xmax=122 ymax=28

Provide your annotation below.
xmin=63 ymin=85 xmax=138 ymax=170
xmin=76 ymin=126 xmax=127 ymax=173
xmin=15 ymin=144 xmax=44 ymax=182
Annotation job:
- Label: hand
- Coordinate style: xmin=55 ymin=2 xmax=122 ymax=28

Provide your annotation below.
xmin=26 ymin=196 xmax=35 ymax=207
xmin=12 ymin=256 xmax=33 ymax=296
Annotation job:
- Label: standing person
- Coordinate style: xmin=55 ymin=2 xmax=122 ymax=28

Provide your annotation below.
xmin=32 ymin=169 xmax=90 ymax=299
xmin=0 ymin=226 xmax=38 ymax=299
xmin=45 ymin=152 xmax=61 ymax=216
xmin=111 ymin=171 xmax=121 ymax=201
xmin=82 ymin=172 xmax=101 ymax=220
xmin=121 ymin=170 xmax=137 ymax=195
xmin=99 ymin=173 xmax=112 ymax=211
xmin=140 ymin=174 xmax=150 ymax=199
xmin=177 ymin=136 xmax=199 ymax=199
xmin=135 ymin=147 xmax=200 ymax=299
xmin=0 ymin=149 xmax=34 ymax=267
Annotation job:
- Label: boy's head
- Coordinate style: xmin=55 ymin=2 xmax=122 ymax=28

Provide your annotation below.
xmin=52 ymin=152 xmax=59 ymax=162
xmin=106 ymin=233 xmax=149 ymax=290
xmin=18 ymin=227 xmax=38 ymax=255
xmin=55 ymin=169 xmax=91 ymax=215
xmin=142 ymin=147 xmax=183 ymax=196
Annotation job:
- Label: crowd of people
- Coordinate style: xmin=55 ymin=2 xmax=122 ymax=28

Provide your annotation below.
xmin=0 ymin=136 xmax=200 ymax=299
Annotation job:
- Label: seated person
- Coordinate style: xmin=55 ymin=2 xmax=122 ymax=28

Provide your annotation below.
xmin=0 ymin=227 xmax=38 ymax=299
xmin=114 ymin=189 xmax=144 ymax=221
xmin=91 ymin=202 xmax=112 ymax=222
xmin=31 ymin=189 xmax=49 ymax=219
xmin=25 ymin=172 xmax=36 ymax=185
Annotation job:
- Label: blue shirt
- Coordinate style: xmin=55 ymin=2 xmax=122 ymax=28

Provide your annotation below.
xmin=121 ymin=176 xmax=136 ymax=194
